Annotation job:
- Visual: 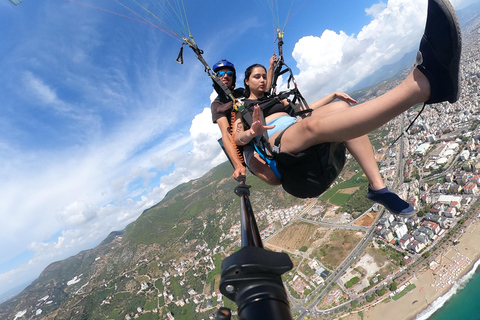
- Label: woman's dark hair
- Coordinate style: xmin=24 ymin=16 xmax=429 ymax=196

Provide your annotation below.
xmin=243 ymin=64 xmax=267 ymax=98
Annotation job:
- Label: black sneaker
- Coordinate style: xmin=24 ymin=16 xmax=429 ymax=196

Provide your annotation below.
xmin=415 ymin=0 xmax=462 ymax=104
xmin=366 ymin=185 xmax=415 ymax=217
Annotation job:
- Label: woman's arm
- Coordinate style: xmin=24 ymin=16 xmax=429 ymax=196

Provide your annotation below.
xmin=309 ymin=92 xmax=358 ymax=110
xmin=266 ymin=54 xmax=278 ymax=91
xmin=233 ymin=105 xmax=275 ymax=146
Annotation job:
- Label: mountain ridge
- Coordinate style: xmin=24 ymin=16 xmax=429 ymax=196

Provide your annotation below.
xmin=0 ymin=161 xmax=302 ymax=319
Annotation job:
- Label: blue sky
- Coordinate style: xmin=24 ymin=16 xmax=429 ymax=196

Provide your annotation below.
xmin=0 ymin=0 xmax=476 ymax=300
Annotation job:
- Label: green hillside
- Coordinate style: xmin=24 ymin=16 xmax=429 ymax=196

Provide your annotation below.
xmin=0 ymin=161 xmax=304 ymax=320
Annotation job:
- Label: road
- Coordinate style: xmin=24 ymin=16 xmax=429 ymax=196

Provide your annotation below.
xmin=293 ymin=207 xmax=385 ymax=319
xmin=291 ymin=122 xmax=407 ymax=319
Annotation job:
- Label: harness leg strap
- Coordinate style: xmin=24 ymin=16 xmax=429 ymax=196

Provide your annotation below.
xmin=272 ymin=127 xmax=289 ymax=154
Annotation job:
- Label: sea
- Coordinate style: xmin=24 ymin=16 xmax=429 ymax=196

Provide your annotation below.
xmin=413 ymin=258 xmax=480 ymax=320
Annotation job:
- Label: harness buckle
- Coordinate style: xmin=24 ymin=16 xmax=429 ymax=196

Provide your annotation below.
xmin=272 ymin=144 xmax=280 ymax=154
xmin=234 ymin=100 xmax=245 ymax=112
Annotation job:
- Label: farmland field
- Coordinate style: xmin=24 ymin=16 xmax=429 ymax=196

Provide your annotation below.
xmin=266 ymin=222 xmax=328 ymax=253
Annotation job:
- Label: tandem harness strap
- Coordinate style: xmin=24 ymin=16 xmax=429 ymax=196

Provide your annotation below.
xmin=239 ymin=90 xmax=311 ymax=153
xmin=240 ymin=95 xmax=346 ymax=199
xmin=177 ymin=40 xmax=246 ymax=168
xmin=239 ymin=94 xmax=303 ymax=180
xmin=253 ymin=126 xmax=292 ymax=179
xmin=178 ymin=38 xmax=237 ymax=104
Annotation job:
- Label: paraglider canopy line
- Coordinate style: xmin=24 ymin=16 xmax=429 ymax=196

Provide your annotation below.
xmin=266 ymin=0 xmax=310 ymax=33
xmin=62 ymin=0 xmax=182 ymax=42
xmin=120 ymin=0 xmax=190 ymax=39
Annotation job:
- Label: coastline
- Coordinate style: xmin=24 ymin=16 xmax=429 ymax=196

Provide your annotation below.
xmin=342 ymin=217 xmax=480 ymax=320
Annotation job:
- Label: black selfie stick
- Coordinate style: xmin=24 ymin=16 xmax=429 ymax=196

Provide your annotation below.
xmin=216 ymin=175 xmax=294 ymax=320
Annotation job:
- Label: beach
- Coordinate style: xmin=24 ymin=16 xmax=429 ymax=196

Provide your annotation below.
xmin=342 ymin=217 xmax=480 ymax=320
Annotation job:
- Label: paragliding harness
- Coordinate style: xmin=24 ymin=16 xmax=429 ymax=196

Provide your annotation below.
xmin=236 ymin=29 xmax=347 ymax=199
xmin=237 ymin=94 xmax=346 ymax=199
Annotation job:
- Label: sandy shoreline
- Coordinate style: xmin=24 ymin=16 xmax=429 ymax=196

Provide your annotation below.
xmin=342 ymin=217 xmax=480 ymax=320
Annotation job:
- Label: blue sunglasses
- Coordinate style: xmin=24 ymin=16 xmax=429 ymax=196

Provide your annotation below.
xmin=217 ymin=70 xmax=234 ymax=77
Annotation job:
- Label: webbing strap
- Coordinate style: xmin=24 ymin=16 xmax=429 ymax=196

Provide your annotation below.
xmin=273 ymin=127 xmax=287 ymax=153
xmin=181 ymin=37 xmax=236 ymax=102
xmin=176 ymin=45 xmax=184 ymax=64
xmin=240 ymin=99 xmax=280 ymax=158
xmin=254 ymin=141 xmax=281 ymax=179
xmin=211 ymin=74 xmax=235 ymax=101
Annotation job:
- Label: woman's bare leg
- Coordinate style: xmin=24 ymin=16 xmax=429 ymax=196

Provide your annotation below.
xmin=275 ymin=69 xmax=430 ymax=154
xmin=299 ymin=101 xmax=386 ymax=189
xmin=346 ymin=134 xmax=414 ymax=215
xmin=249 ymin=154 xmax=281 ymax=185
xmin=293 ymin=101 xmax=387 ymax=190
xmin=344 ymin=136 xmax=385 ymax=190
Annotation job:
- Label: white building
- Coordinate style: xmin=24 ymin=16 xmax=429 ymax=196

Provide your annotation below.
xmin=460 ymin=149 xmax=471 ymax=161
xmin=393 ymin=223 xmax=408 ymax=239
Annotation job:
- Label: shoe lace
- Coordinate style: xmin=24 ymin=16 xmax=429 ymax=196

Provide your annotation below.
xmin=388 ymin=102 xmax=426 ymax=150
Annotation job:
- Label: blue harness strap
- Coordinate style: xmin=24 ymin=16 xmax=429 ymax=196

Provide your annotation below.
xmin=250 ymin=117 xmax=299 ymax=180
xmin=253 ymin=141 xmax=281 ymax=179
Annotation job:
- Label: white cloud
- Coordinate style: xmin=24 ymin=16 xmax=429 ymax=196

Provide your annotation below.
xmin=365 ymin=1 xmax=387 ymax=17
xmin=190 ymin=107 xmax=223 ymax=161
xmin=56 ymin=201 xmax=98 ymax=226
xmin=23 ymin=71 xmax=59 ymax=104
xmin=152 ymin=107 xmax=226 ymax=187
xmin=293 ymin=31 xmax=350 ymax=73
xmin=292 ymin=0 xmax=427 ymax=100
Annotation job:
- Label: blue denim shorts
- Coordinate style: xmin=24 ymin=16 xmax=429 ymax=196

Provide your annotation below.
xmin=266 ymin=116 xmax=297 ymax=137
xmin=244 ymin=116 xmax=297 ymax=167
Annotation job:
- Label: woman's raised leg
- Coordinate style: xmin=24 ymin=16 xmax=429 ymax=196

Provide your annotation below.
xmin=278 ymin=69 xmax=430 ymax=153
xmin=277 ymin=0 xmax=461 ymax=155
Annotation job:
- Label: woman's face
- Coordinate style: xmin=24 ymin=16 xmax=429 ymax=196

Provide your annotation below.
xmin=246 ymin=67 xmax=267 ymax=94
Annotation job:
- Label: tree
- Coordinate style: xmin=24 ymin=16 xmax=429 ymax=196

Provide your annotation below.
xmin=376 ymin=288 xmax=386 ymax=296
xmin=388 ymin=282 xmax=398 ymax=291
xmin=346 ymin=277 xmax=360 ymax=288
